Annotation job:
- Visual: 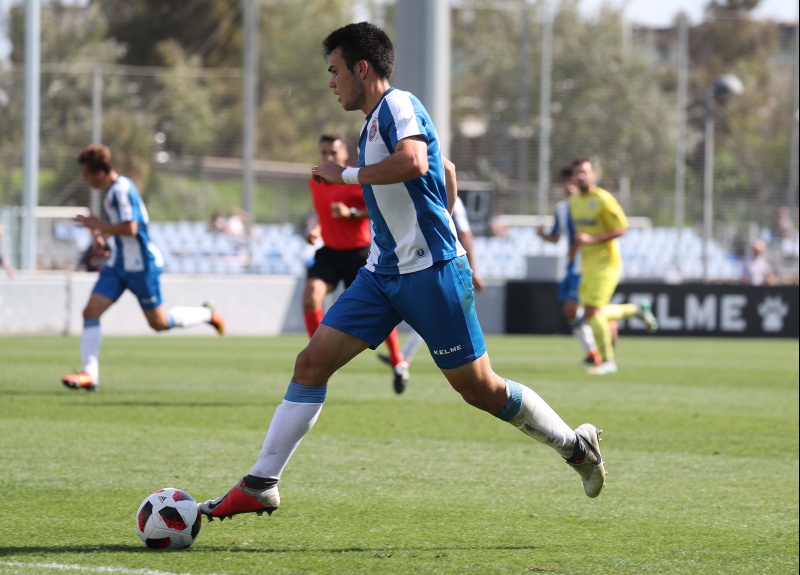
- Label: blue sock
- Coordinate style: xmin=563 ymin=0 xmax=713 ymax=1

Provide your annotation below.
xmin=493 ymin=379 xmax=522 ymax=421
xmin=284 ymin=381 xmax=327 ymax=403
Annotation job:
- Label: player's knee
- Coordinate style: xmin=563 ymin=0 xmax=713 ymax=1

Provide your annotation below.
xmin=292 ymin=348 xmax=325 ymax=384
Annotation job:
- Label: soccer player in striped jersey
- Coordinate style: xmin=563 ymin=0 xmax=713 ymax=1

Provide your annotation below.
xmin=199 ymin=23 xmax=607 ymax=522
xmin=61 ymin=145 xmax=225 ymax=392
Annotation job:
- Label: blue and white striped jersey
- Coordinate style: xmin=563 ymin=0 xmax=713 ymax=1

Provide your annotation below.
xmin=357 ymin=87 xmax=465 ymax=275
xmin=548 ymin=198 xmax=581 ymax=273
xmin=103 ymin=176 xmax=163 ymax=273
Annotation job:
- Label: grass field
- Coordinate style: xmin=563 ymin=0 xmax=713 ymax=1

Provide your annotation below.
xmin=0 ymin=334 xmax=797 ymax=575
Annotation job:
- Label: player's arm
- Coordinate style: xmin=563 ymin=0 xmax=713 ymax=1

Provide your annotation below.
xmin=74 ymin=214 xmax=137 ymax=237
xmin=574 ymin=227 xmax=625 ymax=247
xmin=330 ymin=201 xmax=369 ymax=220
xmin=457 ymin=229 xmax=485 ymax=292
xmin=442 ymin=157 xmax=457 ymax=215
xmin=537 ymin=228 xmax=560 ymax=243
xmin=312 ymin=136 xmax=428 ymax=186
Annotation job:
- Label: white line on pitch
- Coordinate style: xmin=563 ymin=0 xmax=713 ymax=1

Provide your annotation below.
xmin=0 ymin=561 xmax=228 ymax=575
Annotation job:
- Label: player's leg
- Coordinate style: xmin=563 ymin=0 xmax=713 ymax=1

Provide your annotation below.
xmin=401 ymin=328 xmax=425 ymax=362
xmin=581 ymin=270 xmax=619 ymax=374
xmin=200 ymin=268 xmax=398 ymax=520
xmin=603 ymin=300 xmax=658 ymax=333
xmin=405 ymin=256 xmax=605 ymax=497
xmin=561 ymin=272 xmax=601 ymax=364
xmin=130 ymin=269 xmax=225 ymax=334
xmin=301 ymin=276 xmax=331 ymax=337
xmin=63 ymin=268 xmax=122 ymax=391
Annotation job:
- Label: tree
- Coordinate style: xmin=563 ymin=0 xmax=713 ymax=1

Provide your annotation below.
xmin=93 ymin=0 xmax=243 ymax=68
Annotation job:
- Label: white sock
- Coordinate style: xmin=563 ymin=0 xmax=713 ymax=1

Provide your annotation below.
xmin=249 ymin=384 xmax=326 ymax=480
xmin=81 ymin=322 xmax=102 ymax=383
xmin=401 ymin=330 xmax=425 ymax=362
xmin=574 ymin=323 xmax=597 ymax=353
xmin=569 ymin=309 xmax=597 ymax=353
xmin=509 ymin=384 xmax=576 ymax=458
xmin=168 ymin=306 xmax=212 ymax=328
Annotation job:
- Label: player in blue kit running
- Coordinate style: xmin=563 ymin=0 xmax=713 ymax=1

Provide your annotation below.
xmin=199 ymin=22 xmax=607 ymax=521
xmin=62 ymin=145 xmax=225 ymax=392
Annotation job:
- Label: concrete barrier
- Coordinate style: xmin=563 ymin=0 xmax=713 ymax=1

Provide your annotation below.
xmin=0 ymin=273 xmax=506 ymax=336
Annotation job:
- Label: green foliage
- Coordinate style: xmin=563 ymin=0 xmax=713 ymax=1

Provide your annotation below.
xmin=0 ymin=334 xmax=797 ymax=574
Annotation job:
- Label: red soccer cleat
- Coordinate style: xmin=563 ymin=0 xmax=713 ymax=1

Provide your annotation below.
xmin=199 ymin=476 xmax=280 ymax=521
xmin=62 ymin=372 xmax=97 ymax=391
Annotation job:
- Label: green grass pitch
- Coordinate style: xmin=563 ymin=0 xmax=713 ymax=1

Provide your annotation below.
xmin=0 ymin=334 xmax=797 ymax=575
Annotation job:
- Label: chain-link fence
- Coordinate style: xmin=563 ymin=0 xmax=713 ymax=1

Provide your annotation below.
xmin=0 ymin=1 xmax=796 ymax=281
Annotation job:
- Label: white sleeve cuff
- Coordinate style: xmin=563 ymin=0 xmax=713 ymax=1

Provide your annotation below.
xmin=341 ymin=167 xmax=360 ymax=185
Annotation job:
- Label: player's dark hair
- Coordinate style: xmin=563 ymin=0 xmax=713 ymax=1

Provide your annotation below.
xmin=322 ymin=22 xmax=395 ymax=79
xmin=571 ymin=156 xmax=592 ymax=169
xmin=77 ymin=144 xmax=112 ymax=174
xmin=560 ymin=166 xmax=573 ymax=180
xmin=319 ymin=134 xmax=345 ymax=145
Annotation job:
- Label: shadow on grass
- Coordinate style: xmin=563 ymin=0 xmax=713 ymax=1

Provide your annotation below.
xmin=0 ymin=543 xmax=537 ymax=555
xmin=65 ymin=401 xmax=253 ymax=409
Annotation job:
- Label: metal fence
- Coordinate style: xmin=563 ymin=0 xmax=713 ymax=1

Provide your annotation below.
xmin=0 ymin=1 xmax=797 ymax=281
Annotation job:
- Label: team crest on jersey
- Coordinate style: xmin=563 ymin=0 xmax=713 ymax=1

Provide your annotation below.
xmin=588 ymin=200 xmax=596 ymax=209
xmin=368 ymin=118 xmax=378 ymax=141
xmin=415 ymin=248 xmax=426 ymax=258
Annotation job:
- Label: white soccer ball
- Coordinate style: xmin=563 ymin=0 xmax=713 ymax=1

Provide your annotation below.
xmin=136 ymin=488 xmax=202 ymax=550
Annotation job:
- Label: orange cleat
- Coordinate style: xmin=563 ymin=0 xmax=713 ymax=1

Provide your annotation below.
xmin=583 ymin=349 xmax=603 ymax=366
xmin=62 ymin=372 xmax=97 ymax=391
xmin=204 ymin=302 xmax=225 ymax=335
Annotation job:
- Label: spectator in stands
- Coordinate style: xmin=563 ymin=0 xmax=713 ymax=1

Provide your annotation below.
xmin=772 ymin=206 xmax=796 ymax=243
xmin=0 ymin=225 xmax=15 ymax=278
xmin=741 ymin=239 xmax=775 ymax=286
xmin=61 ymin=144 xmax=227 ymax=392
xmin=569 ymin=156 xmax=658 ymax=375
xmin=208 ymin=209 xmax=228 ymax=234
xmin=537 ymin=166 xmax=608 ymax=366
xmin=77 ymin=229 xmax=111 ymax=272
xmin=489 ymin=208 xmax=509 ymax=237
xmin=226 ymin=208 xmax=248 ymax=243
xmin=303 ymin=133 xmax=409 ymax=393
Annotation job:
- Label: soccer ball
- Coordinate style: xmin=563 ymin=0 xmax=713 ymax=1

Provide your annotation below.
xmin=136 ymin=488 xmax=202 ymax=550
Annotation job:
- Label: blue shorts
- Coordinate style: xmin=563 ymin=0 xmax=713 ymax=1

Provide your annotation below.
xmin=322 ymin=255 xmax=486 ymax=369
xmin=92 ymin=265 xmax=163 ymax=310
xmin=558 ymin=270 xmax=581 ymax=303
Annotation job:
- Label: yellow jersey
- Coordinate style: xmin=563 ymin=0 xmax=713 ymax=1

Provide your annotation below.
xmin=568 ymin=186 xmax=627 ymax=273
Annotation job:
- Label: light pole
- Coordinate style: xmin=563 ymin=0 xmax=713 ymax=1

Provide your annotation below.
xmin=702 ymin=74 xmax=743 ymax=283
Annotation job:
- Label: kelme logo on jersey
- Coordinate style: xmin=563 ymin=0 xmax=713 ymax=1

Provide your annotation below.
xmin=415 ymin=248 xmax=426 ymax=258
xmin=368 ymin=119 xmax=378 ymax=141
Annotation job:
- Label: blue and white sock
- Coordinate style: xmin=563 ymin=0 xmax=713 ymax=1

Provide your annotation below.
xmin=249 ymin=382 xmax=327 ymax=480
xmin=494 ymin=379 xmax=576 ymax=458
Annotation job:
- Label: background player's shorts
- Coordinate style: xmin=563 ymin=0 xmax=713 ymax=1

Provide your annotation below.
xmin=558 ymin=270 xmax=581 ymax=303
xmin=579 ymin=267 xmax=621 ymax=308
xmin=322 ymin=255 xmax=486 ymax=369
xmin=92 ymin=266 xmax=164 ymax=310
xmin=307 ymin=245 xmax=370 ymax=288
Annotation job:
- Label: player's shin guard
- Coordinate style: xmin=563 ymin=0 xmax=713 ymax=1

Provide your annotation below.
xmin=249 ymin=382 xmax=327 ymax=479
xmin=494 ymin=379 xmax=575 ymax=459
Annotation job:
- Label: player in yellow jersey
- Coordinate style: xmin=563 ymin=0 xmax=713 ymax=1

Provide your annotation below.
xmin=568 ymin=157 xmax=658 ymax=375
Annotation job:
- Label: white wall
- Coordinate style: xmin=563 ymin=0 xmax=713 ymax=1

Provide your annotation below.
xmin=0 ymin=273 xmax=505 ymax=336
